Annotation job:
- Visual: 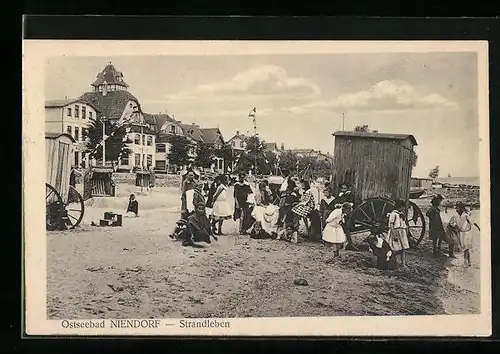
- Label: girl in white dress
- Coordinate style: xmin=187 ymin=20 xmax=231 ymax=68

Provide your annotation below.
xmin=322 ymin=202 xmax=353 ymax=258
xmin=386 ymin=199 xmax=410 ymax=269
xmin=448 ymin=202 xmax=480 ymax=266
xmin=211 ymin=175 xmax=232 ymax=235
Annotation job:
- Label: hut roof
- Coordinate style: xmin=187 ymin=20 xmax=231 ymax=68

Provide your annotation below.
xmin=332 ymin=131 xmax=417 ymax=146
xmin=45 ymin=133 xmax=76 ymax=142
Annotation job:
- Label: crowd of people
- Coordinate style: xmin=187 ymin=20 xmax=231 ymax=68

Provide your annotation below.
xmin=162 ymin=166 xmax=480 ymax=270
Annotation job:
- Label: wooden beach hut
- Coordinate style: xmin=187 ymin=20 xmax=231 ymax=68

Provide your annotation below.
xmin=331 ymin=131 xmax=418 ymax=206
xmin=46 ymin=133 xmax=76 ymax=204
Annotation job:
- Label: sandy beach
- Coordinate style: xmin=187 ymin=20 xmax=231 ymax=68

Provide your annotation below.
xmin=46 ymin=185 xmax=481 ymax=319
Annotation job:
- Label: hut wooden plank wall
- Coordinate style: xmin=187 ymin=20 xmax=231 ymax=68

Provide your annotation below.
xmin=331 ymin=131 xmax=417 ymax=205
xmin=45 ymin=133 xmax=76 ymax=203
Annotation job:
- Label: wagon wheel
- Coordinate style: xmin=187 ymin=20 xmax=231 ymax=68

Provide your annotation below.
xmin=347 ymin=197 xmax=395 ymax=242
xmin=405 ymin=201 xmax=426 ymax=248
xmin=46 ymin=183 xmax=64 ymax=231
xmin=66 ymin=186 xmax=85 ymax=229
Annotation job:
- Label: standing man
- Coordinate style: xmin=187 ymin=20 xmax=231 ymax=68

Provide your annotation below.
xmin=233 ymin=172 xmax=253 ymax=235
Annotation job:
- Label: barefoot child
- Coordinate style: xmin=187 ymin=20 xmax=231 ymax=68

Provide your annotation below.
xmin=386 ymin=199 xmax=410 ymax=268
xmin=448 ymin=202 xmax=480 ymax=266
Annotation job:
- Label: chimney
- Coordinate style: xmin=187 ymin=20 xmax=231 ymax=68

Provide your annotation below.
xmin=236 ymin=130 xmax=239 ymax=135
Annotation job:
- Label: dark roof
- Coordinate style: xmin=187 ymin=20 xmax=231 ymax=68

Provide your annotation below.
xmin=45 ymin=98 xmax=100 ymax=112
xmin=144 ymin=113 xmax=176 ymax=131
xmin=79 ymin=91 xmax=140 ymax=121
xmin=228 ymin=133 xmax=247 ymax=142
xmin=181 ymin=124 xmax=204 ymax=142
xmin=332 ymin=131 xmax=418 ymax=146
xmin=45 ymin=133 xmax=76 ymax=142
xmin=91 ymin=63 xmax=129 ymax=88
xmin=200 ymin=128 xmax=223 ymax=144
xmin=128 ymin=125 xmax=156 ymax=135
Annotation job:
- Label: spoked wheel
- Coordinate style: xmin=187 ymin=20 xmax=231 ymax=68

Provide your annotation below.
xmin=405 ymin=201 xmax=426 ymax=248
xmin=347 ymin=197 xmax=395 ymax=242
xmin=46 ymin=183 xmax=64 ymax=231
xmin=66 ymin=186 xmax=85 ymax=229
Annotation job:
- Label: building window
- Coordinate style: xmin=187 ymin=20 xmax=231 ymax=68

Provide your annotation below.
xmin=240 ymin=141 xmax=244 ymax=148
xmin=121 ymin=154 xmax=129 ymax=165
xmin=156 ymin=160 xmax=166 ymax=171
xmin=67 ymin=108 xmax=72 ymax=117
xmin=129 ymin=103 xmax=133 ymax=108
xmin=67 ymin=125 xmax=72 ymax=136
xmin=82 ymin=106 xmax=86 ymax=119
xmin=147 ymin=136 xmax=152 ymax=146
xmin=170 ymin=125 xmax=176 ymax=134
xmin=134 ymin=134 xmax=140 ymax=145
xmin=74 ymin=105 xmax=79 ymax=118
xmin=134 ymin=154 xmax=141 ymax=166
xmin=89 ymin=111 xmax=93 ymax=119
xmin=82 ymin=128 xmax=88 ymax=140
xmin=147 ymin=154 xmax=152 ymax=167
xmin=232 ymin=141 xmax=235 ymax=147
xmin=142 ymin=135 xmax=145 ymax=145
xmin=156 ymin=144 xmax=166 ymax=153
xmin=74 ymin=126 xmax=80 ymax=141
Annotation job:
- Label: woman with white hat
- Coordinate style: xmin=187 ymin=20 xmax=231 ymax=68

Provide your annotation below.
xmin=322 ymin=202 xmax=353 ymax=259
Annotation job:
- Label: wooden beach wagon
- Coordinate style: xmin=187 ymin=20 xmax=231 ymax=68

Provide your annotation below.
xmin=331 ymin=131 xmax=426 ymax=248
xmin=45 ymin=133 xmax=85 ymax=231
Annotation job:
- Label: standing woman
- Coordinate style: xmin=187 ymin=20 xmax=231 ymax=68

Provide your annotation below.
xmin=386 ymin=199 xmax=410 ymax=269
xmin=291 ymin=180 xmax=315 ymax=235
xmin=211 ymin=175 xmax=232 ymax=235
xmin=147 ymin=163 xmax=155 ymax=197
xmin=206 ymin=176 xmax=219 ymax=233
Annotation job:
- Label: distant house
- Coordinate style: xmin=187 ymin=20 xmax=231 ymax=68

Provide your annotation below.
xmin=227 ymin=131 xmax=247 ymax=152
xmin=199 ymin=127 xmax=225 ymax=173
xmin=180 ymin=123 xmax=205 ymax=162
xmin=45 ymin=98 xmax=99 ymax=168
xmin=263 ymin=142 xmax=279 ymax=155
xmin=150 ymin=114 xmax=186 ymax=172
xmin=410 ymin=177 xmax=433 ymax=189
xmin=290 ymin=148 xmax=333 ymax=163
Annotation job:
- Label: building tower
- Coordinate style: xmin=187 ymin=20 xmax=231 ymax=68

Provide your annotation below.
xmin=91 ymin=61 xmax=129 ymax=95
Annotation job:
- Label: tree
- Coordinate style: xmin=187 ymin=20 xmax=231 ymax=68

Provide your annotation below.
xmin=278 ymin=150 xmax=299 ymax=174
xmin=85 ymin=117 xmax=132 ymax=164
xmin=167 ymin=135 xmax=191 ymax=168
xmin=429 ymin=165 xmax=440 ymax=180
xmin=195 ymin=142 xmax=215 ymax=168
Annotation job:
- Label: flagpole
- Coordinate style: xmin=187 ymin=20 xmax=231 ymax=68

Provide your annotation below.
xmin=102 ymin=116 xmax=107 ymax=166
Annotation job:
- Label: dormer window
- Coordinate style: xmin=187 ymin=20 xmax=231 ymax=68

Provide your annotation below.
xmin=170 ymin=125 xmax=176 ymax=134
xmin=67 ymin=108 xmax=72 ymax=117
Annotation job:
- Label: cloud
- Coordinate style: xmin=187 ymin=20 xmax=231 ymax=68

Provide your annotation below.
xmin=286 ymin=80 xmax=458 ymax=114
xmin=166 ymin=65 xmax=321 ymax=101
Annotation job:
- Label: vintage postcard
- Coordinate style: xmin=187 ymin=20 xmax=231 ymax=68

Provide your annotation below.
xmin=23 ymin=40 xmax=491 ymax=336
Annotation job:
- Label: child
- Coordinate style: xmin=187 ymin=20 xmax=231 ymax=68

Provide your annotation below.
xmin=211 ymin=175 xmax=232 ymax=235
xmin=367 ymin=227 xmax=398 ymax=271
xmin=249 ymin=221 xmax=275 ymax=240
xmin=386 ymin=199 xmax=410 ymax=269
xmin=126 ymin=194 xmax=139 ymax=217
xmin=448 ymin=202 xmax=480 ymax=266
xmin=425 ymin=195 xmax=447 ymax=256
xmin=322 ymin=202 xmax=352 ymax=258
xmin=276 ymin=225 xmax=298 ymax=244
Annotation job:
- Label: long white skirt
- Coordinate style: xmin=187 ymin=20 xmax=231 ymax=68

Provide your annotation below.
xmin=322 ymin=224 xmax=346 ymax=244
xmin=212 ymin=200 xmax=232 ymax=218
xmin=252 ymin=205 xmax=279 ymax=234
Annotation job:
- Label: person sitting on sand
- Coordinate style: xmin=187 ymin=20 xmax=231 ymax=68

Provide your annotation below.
xmin=249 ymin=221 xmax=276 ymax=240
xmin=426 ymin=195 xmax=447 ymax=256
xmin=276 ymin=225 xmax=299 ymax=244
xmin=448 ymin=202 xmax=480 ymax=266
xmin=367 ymin=226 xmax=397 ymax=271
xmin=183 ymin=202 xmax=218 ymax=247
xmin=125 ymin=194 xmax=139 ymax=217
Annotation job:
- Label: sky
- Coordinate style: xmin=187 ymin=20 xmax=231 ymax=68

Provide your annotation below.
xmin=45 ymin=52 xmax=479 ymax=178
